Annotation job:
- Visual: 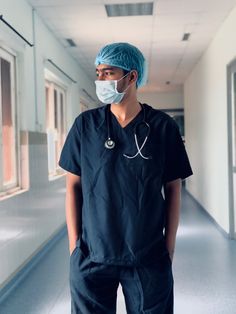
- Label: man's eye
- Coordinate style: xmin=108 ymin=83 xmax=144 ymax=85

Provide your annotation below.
xmin=105 ymin=72 xmax=113 ymax=76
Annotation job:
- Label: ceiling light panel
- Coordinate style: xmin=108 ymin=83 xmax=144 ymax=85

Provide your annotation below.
xmin=105 ymin=2 xmax=153 ymax=17
xmin=182 ymin=33 xmax=191 ymax=41
xmin=66 ymin=38 xmax=76 ymax=47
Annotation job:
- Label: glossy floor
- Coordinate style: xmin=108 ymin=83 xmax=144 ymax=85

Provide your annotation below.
xmin=0 ymin=189 xmax=236 ymax=314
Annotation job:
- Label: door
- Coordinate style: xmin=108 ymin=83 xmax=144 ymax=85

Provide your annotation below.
xmin=227 ymin=61 xmax=236 ymax=239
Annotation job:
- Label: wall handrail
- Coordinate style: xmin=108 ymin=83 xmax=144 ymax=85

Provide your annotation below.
xmin=0 ymin=15 xmax=34 ymax=47
xmin=47 ymin=59 xmax=77 ymax=83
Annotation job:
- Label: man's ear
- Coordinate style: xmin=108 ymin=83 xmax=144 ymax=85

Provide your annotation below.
xmin=129 ymin=70 xmax=138 ymax=83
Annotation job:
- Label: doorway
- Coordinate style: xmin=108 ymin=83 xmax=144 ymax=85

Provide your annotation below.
xmin=227 ymin=60 xmax=236 ymax=239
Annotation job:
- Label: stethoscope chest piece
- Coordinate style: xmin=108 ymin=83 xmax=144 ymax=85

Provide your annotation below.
xmin=105 ymin=138 xmax=115 ymax=149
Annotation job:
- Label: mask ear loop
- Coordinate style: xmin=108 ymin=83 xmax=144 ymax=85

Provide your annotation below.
xmin=115 ymin=71 xmax=135 ymax=94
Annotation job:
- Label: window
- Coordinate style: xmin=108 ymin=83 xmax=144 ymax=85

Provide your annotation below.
xmin=80 ymin=100 xmax=89 ymax=112
xmin=0 ymin=48 xmax=18 ymax=195
xmin=163 ymin=109 xmax=185 ymax=138
xmin=172 ymin=114 xmax=184 ymax=137
xmin=45 ymin=80 xmax=66 ymax=178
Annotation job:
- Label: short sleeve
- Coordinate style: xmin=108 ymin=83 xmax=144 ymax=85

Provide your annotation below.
xmin=163 ymin=118 xmax=193 ymax=183
xmin=58 ymin=117 xmax=81 ymax=176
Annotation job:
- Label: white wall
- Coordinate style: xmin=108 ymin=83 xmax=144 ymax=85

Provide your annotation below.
xmin=184 ymin=6 xmax=236 ymax=234
xmin=138 ymin=90 xmax=184 ymax=110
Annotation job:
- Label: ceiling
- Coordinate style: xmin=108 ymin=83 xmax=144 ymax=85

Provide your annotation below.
xmin=27 ymin=0 xmax=236 ymax=93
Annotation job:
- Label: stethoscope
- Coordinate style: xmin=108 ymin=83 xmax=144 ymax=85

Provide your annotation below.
xmin=104 ymin=104 xmax=152 ymax=160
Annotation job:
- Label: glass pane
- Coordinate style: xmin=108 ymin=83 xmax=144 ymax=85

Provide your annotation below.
xmin=54 ymin=89 xmax=58 ymax=129
xmin=60 ymin=92 xmax=64 ymax=135
xmin=173 ymin=115 xmax=184 ymax=137
xmin=45 ymin=87 xmax=50 ymax=129
xmin=1 ymin=57 xmax=14 ymax=184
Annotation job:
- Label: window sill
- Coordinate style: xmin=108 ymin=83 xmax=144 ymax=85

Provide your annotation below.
xmin=48 ymin=173 xmax=65 ymax=182
xmin=0 ymin=187 xmax=28 ymax=201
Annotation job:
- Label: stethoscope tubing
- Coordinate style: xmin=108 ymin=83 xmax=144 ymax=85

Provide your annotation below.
xmin=105 ymin=104 xmax=152 ymax=160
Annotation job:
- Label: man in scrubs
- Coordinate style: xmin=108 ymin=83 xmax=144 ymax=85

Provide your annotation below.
xmin=59 ymin=42 xmax=193 ymax=314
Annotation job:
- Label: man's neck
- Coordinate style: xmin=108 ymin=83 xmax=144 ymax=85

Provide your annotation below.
xmin=110 ymin=99 xmax=141 ymax=123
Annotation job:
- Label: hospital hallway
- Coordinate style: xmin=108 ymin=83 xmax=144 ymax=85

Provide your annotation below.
xmin=1 ymin=0 xmax=236 ymax=313
xmin=0 ymin=189 xmax=235 ymax=314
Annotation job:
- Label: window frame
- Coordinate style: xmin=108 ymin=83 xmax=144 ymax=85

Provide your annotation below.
xmin=0 ymin=47 xmax=19 ymax=195
xmin=45 ymin=79 xmax=67 ymax=179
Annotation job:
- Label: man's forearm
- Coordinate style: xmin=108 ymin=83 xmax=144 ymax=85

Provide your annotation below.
xmin=65 ymin=194 xmax=80 ymax=254
xmin=164 ymin=179 xmax=181 ymax=261
xmin=66 ymin=173 xmax=82 ymax=254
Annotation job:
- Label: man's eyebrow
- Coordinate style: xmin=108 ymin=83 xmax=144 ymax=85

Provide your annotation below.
xmin=95 ymin=67 xmax=115 ymax=72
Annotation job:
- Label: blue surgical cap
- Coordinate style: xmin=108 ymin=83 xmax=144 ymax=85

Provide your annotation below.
xmin=95 ymin=42 xmax=148 ymax=88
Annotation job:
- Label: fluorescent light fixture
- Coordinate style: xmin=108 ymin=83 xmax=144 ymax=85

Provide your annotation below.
xmin=66 ymin=38 xmax=77 ymax=47
xmin=105 ymin=2 xmax=153 ymax=17
xmin=182 ymin=33 xmax=191 ymax=41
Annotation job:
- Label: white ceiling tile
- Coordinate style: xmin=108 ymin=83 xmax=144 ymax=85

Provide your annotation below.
xmin=154 ymin=12 xmax=202 ymax=28
xmin=29 ymin=0 xmax=102 ymax=6
xmin=36 ymin=3 xmax=106 ymax=20
xmin=107 ymin=15 xmax=153 ymax=28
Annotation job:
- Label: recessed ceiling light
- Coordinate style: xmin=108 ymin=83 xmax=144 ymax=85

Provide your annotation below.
xmin=105 ymin=2 xmax=153 ymax=17
xmin=66 ymin=38 xmax=77 ymax=47
xmin=182 ymin=33 xmax=191 ymax=41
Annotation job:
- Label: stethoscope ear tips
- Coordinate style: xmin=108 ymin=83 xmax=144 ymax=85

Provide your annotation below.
xmin=105 ymin=138 xmax=115 ymax=149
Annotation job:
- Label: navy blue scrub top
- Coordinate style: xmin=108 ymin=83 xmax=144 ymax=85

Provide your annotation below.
xmin=59 ymin=103 xmax=193 ymax=266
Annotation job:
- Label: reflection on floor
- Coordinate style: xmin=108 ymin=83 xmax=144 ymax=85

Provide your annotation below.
xmin=0 ymin=189 xmax=236 ymax=314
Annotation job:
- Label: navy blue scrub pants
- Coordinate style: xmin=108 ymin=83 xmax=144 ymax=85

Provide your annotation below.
xmin=70 ymin=240 xmax=173 ymax=314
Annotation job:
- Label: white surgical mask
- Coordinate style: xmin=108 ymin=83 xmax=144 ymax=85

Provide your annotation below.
xmin=95 ymin=72 xmax=130 ymax=104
